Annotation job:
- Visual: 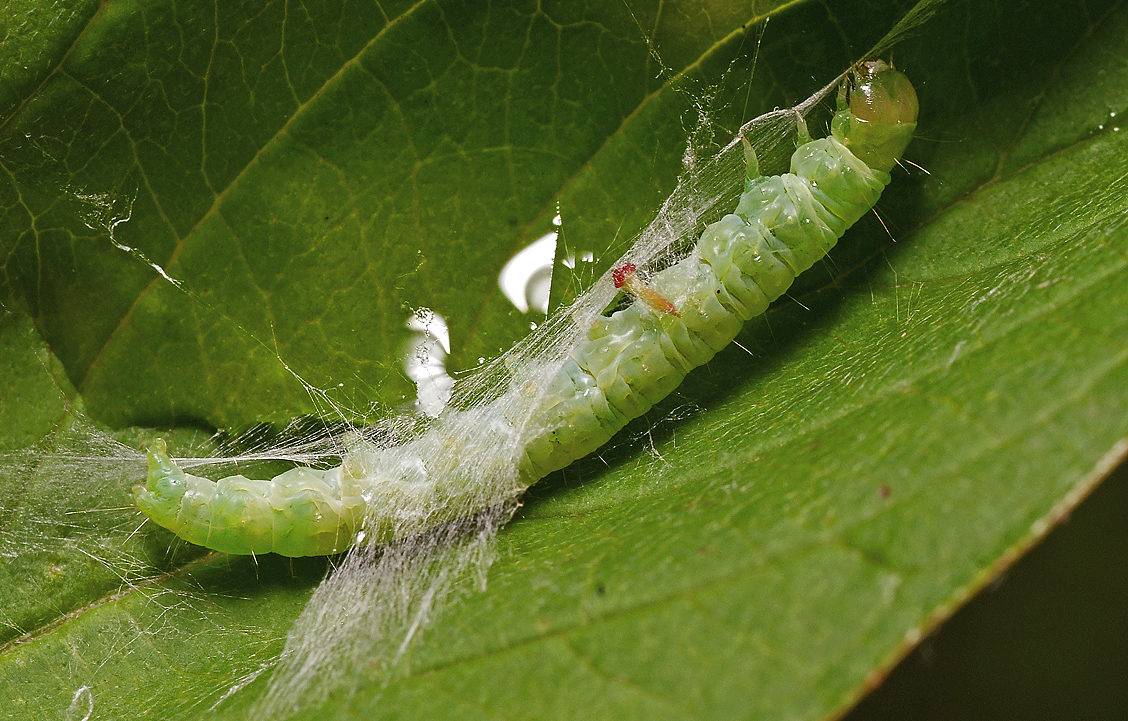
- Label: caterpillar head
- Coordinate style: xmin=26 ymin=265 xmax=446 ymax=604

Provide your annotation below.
xmin=132 ymin=438 xmax=188 ymax=529
xmin=832 ymin=60 xmax=918 ymax=173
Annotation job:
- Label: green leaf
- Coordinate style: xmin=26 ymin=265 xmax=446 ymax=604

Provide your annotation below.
xmin=1 ymin=0 xmax=1126 ymax=719
xmin=847 ymin=462 xmax=1128 ymax=720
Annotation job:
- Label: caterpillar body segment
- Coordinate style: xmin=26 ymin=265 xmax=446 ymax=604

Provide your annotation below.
xmin=134 ymin=439 xmax=365 ymax=555
xmin=518 ymin=62 xmax=910 ymax=479
xmin=134 ymin=61 xmax=919 ymax=556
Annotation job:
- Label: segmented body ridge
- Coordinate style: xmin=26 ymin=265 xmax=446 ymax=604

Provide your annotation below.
xmin=134 ymin=62 xmax=918 ymax=556
xmin=518 ymin=135 xmax=888 ymax=480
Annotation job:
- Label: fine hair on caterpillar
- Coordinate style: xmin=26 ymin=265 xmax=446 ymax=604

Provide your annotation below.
xmin=132 ymin=59 xmax=920 ymax=559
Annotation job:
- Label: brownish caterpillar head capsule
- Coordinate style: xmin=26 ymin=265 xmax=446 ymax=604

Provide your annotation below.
xmin=832 ymin=60 xmax=919 ymax=174
xmin=848 ymin=60 xmax=918 ymax=126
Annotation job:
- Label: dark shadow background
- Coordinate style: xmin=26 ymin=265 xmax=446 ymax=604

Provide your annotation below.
xmin=845 ymin=460 xmax=1128 ymax=721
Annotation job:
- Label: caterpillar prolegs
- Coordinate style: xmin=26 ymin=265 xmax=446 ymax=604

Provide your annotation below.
xmin=133 ymin=61 xmax=919 ymax=556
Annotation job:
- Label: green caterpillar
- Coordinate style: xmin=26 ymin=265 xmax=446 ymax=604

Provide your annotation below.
xmin=134 ymin=61 xmax=918 ymax=557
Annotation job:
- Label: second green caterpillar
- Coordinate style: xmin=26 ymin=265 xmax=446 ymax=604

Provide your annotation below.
xmin=134 ymin=61 xmax=919 ymax=556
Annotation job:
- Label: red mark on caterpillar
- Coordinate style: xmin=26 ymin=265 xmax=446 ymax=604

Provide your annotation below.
xmin=611 ymin=263 xmax=680 ymax=316
xmin=878 ymin=484 xmax=892 ymax=499
xmin=611 ymin=263 xmax=636 ymax=289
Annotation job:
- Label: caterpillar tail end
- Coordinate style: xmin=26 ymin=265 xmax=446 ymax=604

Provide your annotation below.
xmin=133 ymin=438 xmax=370 ymax=557
xmin=132 ymin=438 xmax=186 ymax=531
